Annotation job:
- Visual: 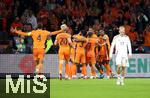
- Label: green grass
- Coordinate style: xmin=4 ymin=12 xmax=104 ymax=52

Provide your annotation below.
xmin=50 ymin=78 xmax=150 ymax=98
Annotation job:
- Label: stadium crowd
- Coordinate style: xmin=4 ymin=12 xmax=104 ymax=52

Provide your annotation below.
xmin=0 ymin=0 xmax=150 ymax=54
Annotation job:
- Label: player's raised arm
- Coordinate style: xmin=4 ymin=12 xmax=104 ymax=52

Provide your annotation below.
xmin=50 ymin=29 xmax=64 ymax=36
xmin=50 ymin=24 xmax=68 ymax=36
xmin=11 ymin=27 xmax=31 ymax=36
xmin=67 ymin=37 xmax=75 ymax=48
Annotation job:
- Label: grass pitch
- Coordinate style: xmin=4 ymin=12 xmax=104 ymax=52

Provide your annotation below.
xmin=50 ymin=78 xmax=150 ymax=98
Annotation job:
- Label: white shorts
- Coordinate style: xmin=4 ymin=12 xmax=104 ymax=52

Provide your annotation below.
xmin=116 ymin=56 xmax=129 ymax=67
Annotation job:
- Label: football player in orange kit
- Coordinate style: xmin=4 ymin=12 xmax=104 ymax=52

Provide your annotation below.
xmin=11 ymin=23 xmax=65 ymax=77
xmin=69 ymin=37 xmax=77 ymax=79
xmin=97 ymin=30 xmax=110 ymax=78
xmin=54 ymin=24 xmax=73 ymax=80
xmin=73 ymin=30 xmax=88 ymax=79
xmin=96 ymin=30 xmax=114 ymax=79
xmin=86 ymin=31 xmax=99 ymax=79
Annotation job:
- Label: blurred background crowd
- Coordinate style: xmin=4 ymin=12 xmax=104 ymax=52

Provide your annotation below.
xmin=0 ymin=0 xmax=149 ymax=54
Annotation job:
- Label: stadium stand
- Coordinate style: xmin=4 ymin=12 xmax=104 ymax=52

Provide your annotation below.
xmin=0 ymin=0 xmax=149 ymax=54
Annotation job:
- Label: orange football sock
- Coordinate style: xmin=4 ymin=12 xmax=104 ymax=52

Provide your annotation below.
xmin=82 ymin=65 xmax=87 ymax=76
xmin=99 ymin=69 xmax=104 ymax=74
xmin=72 ymin=63 xmax=77 ymax=76
xmin=65 ymin=64 xmax=71 ymax=77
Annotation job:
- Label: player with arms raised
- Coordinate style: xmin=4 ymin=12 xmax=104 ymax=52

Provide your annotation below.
xmin=11 ymin=23 xmax=65 ymax=76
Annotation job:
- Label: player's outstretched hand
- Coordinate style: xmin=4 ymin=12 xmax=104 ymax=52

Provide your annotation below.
xmin=10 ymin=27 xmax=17 ymax=33
xmin=10 ymin=27 xmax=14 ymax=33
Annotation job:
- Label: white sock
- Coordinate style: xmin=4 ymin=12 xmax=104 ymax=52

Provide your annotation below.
xmin=117 ymin=74 xmax=121 ymax=79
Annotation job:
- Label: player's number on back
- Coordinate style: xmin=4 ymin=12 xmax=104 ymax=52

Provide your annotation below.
xmin=60 ymin=38 xmax=67 ymax=45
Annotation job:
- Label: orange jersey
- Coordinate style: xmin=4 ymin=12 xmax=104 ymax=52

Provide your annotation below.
xmin=86 ymin=38 xmax=98 ymax=57
xmin=91 ymin=34 xmax=98 ymax=38
xmin=17 ymin=29 xmax=50 ymax=49
xmin=98 ymin=36 xmax=109 ymax=56
xmin=56 ymin=33 xmax=71 ymax=48
xmin=73 ymin=34 xmax=87 ymax=64
xmin=70 ymin=41 xmax=77 ymax=62
xmin=75 ymin=35 xmax=87 ymax=52
xmin=31 ymin=29 xmax=50 ymax=49
xmin=144 ymin=31 xmax=150 ymax=46
xmin=56 ymin=33 xmax=71 ymax=61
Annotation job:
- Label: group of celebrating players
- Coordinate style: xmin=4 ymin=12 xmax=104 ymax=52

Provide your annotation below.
xmin=11 ymin=23 xmax=132 ymax=85
xmin=55 ymin=24 xmax=114 ymax=80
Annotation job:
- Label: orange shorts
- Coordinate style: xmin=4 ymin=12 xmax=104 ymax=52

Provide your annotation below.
xmin=98 ymin=55 xmax=109 ymax=64
xmin=59 ymin=48 xmax=70 ymax=61
xmin=75 ymin=51 xmax=86 ymax=64
xmin=86 ymin=56 xmax=96 ymax=64
xmin=33 ymin=48 xmax=45 ymax=61
xmin=86 ymin=51 xmax=96 ymax=64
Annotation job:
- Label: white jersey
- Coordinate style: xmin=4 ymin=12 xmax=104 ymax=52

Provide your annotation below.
xmin=109 ymin=34 xmax=132 ymax=58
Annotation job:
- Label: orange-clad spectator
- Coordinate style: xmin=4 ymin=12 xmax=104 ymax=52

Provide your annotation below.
xmin=37 ymin=8 xmax=49 ymax=18
xmin=102 ymin=9 xmax=113 ymax=25
xmin=71 ymin=6 xmax=79 ymax=17
xmin=143 ymin=25 xmax=150 ymax=53
xmin=10 ymin=17 xmax=23 ymax=36
xmin=79 ymin=4 xmax=86 ymax=17
xmin=124 ymin=20 xmax=132 ymax=35
xmin=49 ymin=14 xmax=59 ymax=30
xmin=124 ymin=11 xmax=131 ymax=20
xmin=127 ymin=28 xmax=138 ymax=43
xmin=111 ymin=3 xmax=121 ymax=20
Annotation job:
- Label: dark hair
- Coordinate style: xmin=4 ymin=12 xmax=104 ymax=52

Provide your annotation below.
xmin=87 ymin=32 xmax=93 ymax=37
xmin=37 ymin=23 xmax=43 ymax=29
xmin=80 ymin=30 xmax=87 ymax=37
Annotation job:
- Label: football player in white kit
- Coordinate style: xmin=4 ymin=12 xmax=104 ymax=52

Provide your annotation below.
xmin=109 ymin=26 xmax=132 ymax=85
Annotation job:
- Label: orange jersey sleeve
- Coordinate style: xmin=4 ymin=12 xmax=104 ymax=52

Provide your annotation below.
xmin=51 ymin=29 xmax=64 ymax=36
xmin=98 ymin=35 xmax=110 ymax=56
xmin=16 ymin=30 xmax=31 ymax=36
xmin=75 ymin=35 xmax=87 ymax=48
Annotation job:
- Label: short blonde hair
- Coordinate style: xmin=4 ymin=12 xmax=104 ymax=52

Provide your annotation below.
xmin=119 ymin=26 xmax=125 ymax=34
